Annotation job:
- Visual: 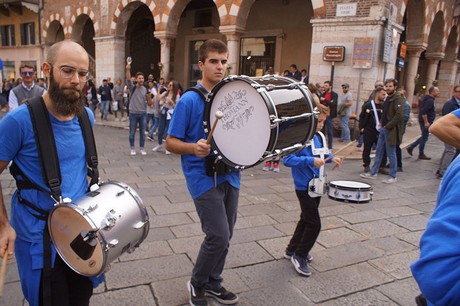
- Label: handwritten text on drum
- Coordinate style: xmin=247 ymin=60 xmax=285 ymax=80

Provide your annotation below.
xmin=217 ymin=89 xmax=255 ymax=130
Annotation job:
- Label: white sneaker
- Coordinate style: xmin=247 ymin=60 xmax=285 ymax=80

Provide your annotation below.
xmin=382 ymin=177 xmax=397 ymax=184
xmin=121 ymin=117 xmax=127 ymax=122
xmin=165 ymin=150 xmax=171 ymax=155
xmin=152 ymin=144 xmax=163 ymax=152
xmin=360 ymin=172 xmax=377 ymax=179
xmin=140 ymin=149 xmax=147 ymax=156
xmin=130 ymin=149 xmax=136 ymax=156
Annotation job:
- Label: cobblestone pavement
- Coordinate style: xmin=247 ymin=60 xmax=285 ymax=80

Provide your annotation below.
xmin=1 ymin=111 xmax=443 ymax=306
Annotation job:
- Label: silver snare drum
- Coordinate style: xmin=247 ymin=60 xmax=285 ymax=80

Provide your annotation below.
xmin=48 ymin=181 xmax=150 ymax=276
xmin=327 ymin=180 xmax=373 ymax=203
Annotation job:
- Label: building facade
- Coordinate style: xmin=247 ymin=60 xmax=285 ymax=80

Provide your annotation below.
xmin=1 ymin=0 xmax=459 ymax=109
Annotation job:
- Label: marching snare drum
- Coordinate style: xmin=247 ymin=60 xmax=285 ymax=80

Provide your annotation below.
xmin=327 ymin=180 xmax=373 ymax=203
xmin=204 ymin=75 xmax=317 ymax=169
xmin=48 ymin=181 xmax=150 ymax=276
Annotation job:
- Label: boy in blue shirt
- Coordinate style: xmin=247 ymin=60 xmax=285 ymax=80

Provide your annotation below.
xmin=166 ymin=39 xmax=239 ymax=306
xmin=283 ymin=106 xmax=342 ymax=276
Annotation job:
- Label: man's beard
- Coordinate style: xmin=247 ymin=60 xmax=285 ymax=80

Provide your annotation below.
xmin=48 ymin=71 xmax=84 ymax=116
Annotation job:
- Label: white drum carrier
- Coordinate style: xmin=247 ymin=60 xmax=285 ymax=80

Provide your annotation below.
xmin=48 ymin=181 xmax=150 ymax=276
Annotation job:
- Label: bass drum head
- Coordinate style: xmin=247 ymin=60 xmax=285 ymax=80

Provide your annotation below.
xmin=48 ymin=205 xmax=105 ymax=276
xmin=208 ymin=78 xmax=271 ymax=167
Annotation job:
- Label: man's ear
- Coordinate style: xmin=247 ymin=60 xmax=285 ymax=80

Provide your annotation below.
xmin=42 ymin=62 xmax=51 ymax=78
xmin=198 ymin=60 xmax=204 ymax=71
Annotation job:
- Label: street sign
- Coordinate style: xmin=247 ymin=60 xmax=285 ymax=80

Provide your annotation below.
xmin=336 ymin=3 xmax=357 ymax=17
xmin=323 ymin=46 xmax=345 ymax=62
xmin=0 ymin=59 xmax=3 ymax=70
xmin=398 ymin=58 xmax=405 ymax=68
xmin=352 ymin=37 xmax=374 ymax=69
xmin=383 ymin=28 xmax=392 ymax=63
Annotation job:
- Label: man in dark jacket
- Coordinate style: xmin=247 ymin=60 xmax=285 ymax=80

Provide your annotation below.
xmin=407 ymin=86 xmax=440 ymax=160
xmin=359 ymin=87 xmax=385 ymax=172
xmin=360 ymin=79 xmax=404 ymax=183
xmin=320 ymin=80 xmax=338 ymax=149
xmin=436 ymin=85 xmax=460 ymax=177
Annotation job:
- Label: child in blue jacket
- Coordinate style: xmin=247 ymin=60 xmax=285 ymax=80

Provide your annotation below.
xmin=283 ymin=106 xmax=342 ymax=276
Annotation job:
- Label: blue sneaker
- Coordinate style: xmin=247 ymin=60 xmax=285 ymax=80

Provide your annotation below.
xmin=291 ymin=254 xmax=312 ymax=276
xmin=284 ymin=251 xmax=313 ymax=262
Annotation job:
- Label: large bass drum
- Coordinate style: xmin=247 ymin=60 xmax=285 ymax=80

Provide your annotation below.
xmin=48 ymin=181 xmax=150 ymax=276
xmin=204 ymin=75 xmax=317 ymax=169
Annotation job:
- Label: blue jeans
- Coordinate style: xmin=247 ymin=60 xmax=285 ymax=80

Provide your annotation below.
xmin=325 ymin=116 xmax=334 ymax=149
xmin=149 ymin=116 xmax=160 ymax=138
xmin=158 ymin=111 xmax=168 ymax=145
xmin=146 ymin=113 xmax=154 ymax=130
xmin=409 ymin=122 xmax=430 ymax=156
xmin=340 ymin=115 xmax=350 ymax=141
xmin=192 ymin=182 xmax=239 ymax=289
xmin=100 ymin=100 xmax=110 ymax=119
xmin=129 ymin=113 xmax=147 ymax=149
xmin=371 ymin=128 xmax=397 ymax=178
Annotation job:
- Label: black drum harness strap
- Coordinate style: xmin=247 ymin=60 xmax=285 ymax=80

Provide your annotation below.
xmin=9 ymin=96 xmax=99 ymax=306
xmin=184 ymin=86 xmax=234 ymax=187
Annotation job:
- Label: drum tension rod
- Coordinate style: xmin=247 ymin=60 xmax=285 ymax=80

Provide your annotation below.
xmin=270 ymin=113 xmax=314 ymax=123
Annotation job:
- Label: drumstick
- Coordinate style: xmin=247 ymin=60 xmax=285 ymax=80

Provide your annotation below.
xmin=206 ymin=111 xmax=224 ymax=144
xmin=325 ymin=140 xmax=357 ymax=170
xmin=0 ymin=250 xmax=8 ymax=296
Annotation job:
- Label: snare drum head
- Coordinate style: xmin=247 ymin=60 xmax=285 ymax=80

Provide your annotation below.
xmin=329 ymin=180 xmax=372 ymax=189
xmin=208 ymin=78 xmax=271 ymax=167
xmin=49 ymin=205 xmax=105 ymax=276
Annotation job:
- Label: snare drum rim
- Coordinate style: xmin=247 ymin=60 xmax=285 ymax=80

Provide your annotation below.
xmin=204 ymin=76 xmax=278 ymax=169
xmin=328 ymin=180 xmax=373 ymax=191
xmin=48 ymin=202 xmax=107 ymax=277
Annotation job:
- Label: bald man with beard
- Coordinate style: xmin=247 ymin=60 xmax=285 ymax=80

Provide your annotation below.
xmin=0 ymin=40 xmax=102 ymax=306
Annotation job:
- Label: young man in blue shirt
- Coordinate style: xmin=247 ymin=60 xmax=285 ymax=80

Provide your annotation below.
xmin=411 ymin=107 xmax=460 ymax=305
xmin=166 ymin=39 xmax=240 ymax=306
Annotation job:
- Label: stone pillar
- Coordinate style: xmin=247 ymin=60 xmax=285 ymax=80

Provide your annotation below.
xmin=219 ymin=25 xmax=245 ymax=75
xmin=456 ymin=60 xmax=460 ymax=85
xmin=404 ymin=44 xmax=426 ymax=106
xmin=425 ymin=52 xmax=444 ymax=89
xmin=154 ymin=31 xmax=176 ymax=80
xmin=93 ymin=36 xmax=125 ymax=85
xmin=437 ymin=59 xmax=458 ymax=107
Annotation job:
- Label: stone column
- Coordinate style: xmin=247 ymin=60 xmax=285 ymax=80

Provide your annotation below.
xmin=93 ymin=36 xmax=125 ymax=85
xmin=219 ymin=25 xmax=245 ymax=75
xmin=456 ymin=60 xmax=460 ymax=85
xmin=154 ymin=31 xmax=176 ymax=80
xmin=437 ymin=59 xmax=458 ymax=107
xmin=404 ymin=44 xmax=426 ymax=106
xmin=425 ymin=52 xmax=445 ymax=89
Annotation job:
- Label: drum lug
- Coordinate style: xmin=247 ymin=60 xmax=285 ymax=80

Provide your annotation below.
xmin=133 ymin=221 xmax=148 ymax=229
xmin=83 ymin=204 xmax=98 ymax=215
xmin=105 ymin=239 xmax=119 ymax=251
xmin=102 ymin=209 xmax=117 ymax=230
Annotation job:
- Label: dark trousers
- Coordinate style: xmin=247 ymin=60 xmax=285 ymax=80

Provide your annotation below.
xmin=192 ymin=182 xmax=239 ymax=290
xmin=362 ymin=130 xmax=379 ymax=167
xmin=325 ymin=116 xmax=334 ymax=149
xmin=39 ymin=255 xmax=93 ymax=306
xmin=410 ymin=122 xmax=430 ymax=156
xmin=287 ymin=190 xmax=321 ymax=258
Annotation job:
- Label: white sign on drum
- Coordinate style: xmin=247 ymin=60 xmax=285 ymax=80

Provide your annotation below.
xmin=210 ymin=80 xmax=271 ymax=166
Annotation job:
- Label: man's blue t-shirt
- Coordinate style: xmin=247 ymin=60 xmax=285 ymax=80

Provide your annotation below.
xmin=167 ymin=89 xmax=240 ymax=199
xmin=0 ymin=104 xmax=93 ymax=255
xmin=453 ymin=108 xmax=460 ymax=118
